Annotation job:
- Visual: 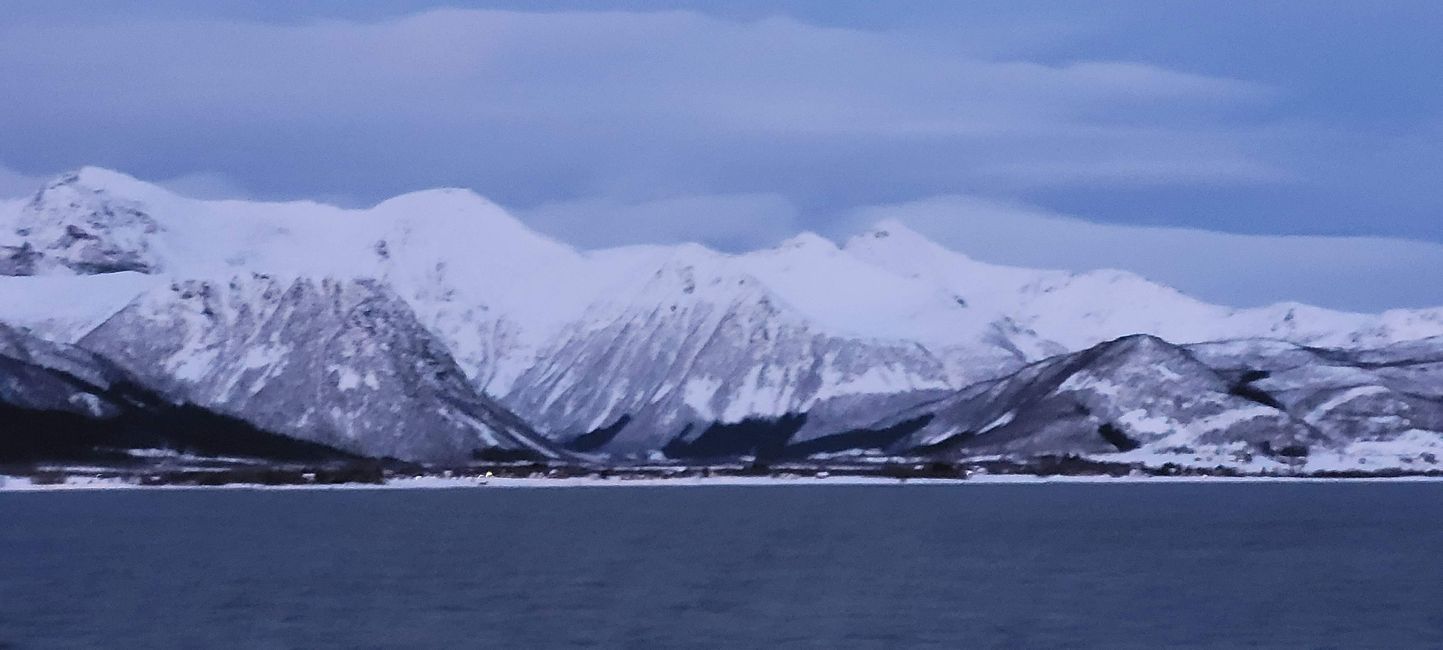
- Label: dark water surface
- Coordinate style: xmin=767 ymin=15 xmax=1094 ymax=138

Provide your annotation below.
xmin=3 ymin=483 xmax=1442 ymax=648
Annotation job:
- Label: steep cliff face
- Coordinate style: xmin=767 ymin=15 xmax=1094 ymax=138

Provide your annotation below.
xmin=502 ymin=249 xmax=959 ymax=454
xmin=0 ymin=323 xmax=136 ymax=418
xmin=0 ymin=323 xmax=350 ymax=464
xmin=79 ymin=275 xmax=562 ymax=464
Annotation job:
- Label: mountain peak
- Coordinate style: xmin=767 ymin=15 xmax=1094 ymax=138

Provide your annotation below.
xmin=776 ymin=231 xmax=838 ymax=252
xmin=5 ymin=168 xmax=167 ymax=276
xmin=1097 ymin=333 xmax=1180 ymax=357
xmin=842 ymin=219 xmax=988 ymax=268
xmin=369 ymin=187 xmax=582 ymax=269
xmin=371 ymin=187 xmax=496 ymax=213
xmin=851 ymin=219 xmax=937 ymax=247
xmin=40 ymin=167 xmax=175 ymax=204
xmin=72 ymin=166 xmax=147 ymax=188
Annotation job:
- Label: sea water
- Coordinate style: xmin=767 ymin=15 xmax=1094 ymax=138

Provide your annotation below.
xmin=2 ymin=483 xmax=1441 ymax=648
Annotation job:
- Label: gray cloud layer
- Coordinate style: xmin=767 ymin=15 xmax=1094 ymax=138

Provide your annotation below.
xmin=0 ymin=6 xmax=1438 ymax=311
xmin=0 ymin=9 xmax=1284 ymax=205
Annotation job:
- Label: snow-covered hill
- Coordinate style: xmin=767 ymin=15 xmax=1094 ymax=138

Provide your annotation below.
xmin=502 ymin=244 xmax=957 ymax=453
xmin=3 ymin=167 xmax=1442 ymax=468
xmin=0 ymin=323 xmax=353 ymax=464
xmin=843 ymin=334 xmax=1443 ymax=472
xmin=883 ymin=335 xmax=1326 ymax=464
xmin=0 ymin=169 xmax=1046 ymax=454
xmin=78 ymin=275 xmax=563 ymax=463
xmin=845 ymin=220 xmax=1443 ymax=350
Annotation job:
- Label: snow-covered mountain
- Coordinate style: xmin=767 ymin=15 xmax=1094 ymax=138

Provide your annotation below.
xmin=1188 ymin=337 xmax=1443 ymax=471
xmin=839 ymin=333 xmax=1443 ymax=472
xmin=882 ymin=335 xmax=1327 ymax=464
xmin=0 ymin=168 xmax=1048 ymax=456
xmin=0 ymin=323 xmax=352 ymax=464
xmin=845 ymin=220 xmax=1443 ymax=350
xmin=77 ymin=275 xmax=563 ymax=463
xmin=497 ymin=235 xmax=1066 ymax=454
xmin=503 ymin=244 xmax=951 ymax=454
xmin=3 ymin=167 xmax=1442 ymax=469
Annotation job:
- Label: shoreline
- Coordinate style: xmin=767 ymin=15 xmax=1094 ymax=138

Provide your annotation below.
xmin=5 ymin=472 xmax=1443 ymax=492
xmin=5 ymin=453 xmax=1440 ymax=492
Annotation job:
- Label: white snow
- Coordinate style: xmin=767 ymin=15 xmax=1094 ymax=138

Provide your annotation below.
xmin=816 ymin=362 xmax=949 ymax=400
xmin=166 ymin=347 xmax=220 ymax=383
xmin=5 ymin=470 xmax=1441 ymax=492
xmin=7 ymin=169 xmax=1443 ymax=367
xmin=1304 ymin=385 xmax=1392 ymax=423
xmin=682 ymin=376 xmax=723 ymax=420
xmin=734 ymin=230 xmax=1002 ymax=347
xmin=0 ymin=272 xmax=162 ymax=341
xmin=66 ymin=392 xmax=108 ymax=417
xmin=1059 ymin=373 xmax=1125 ymax=398
xmin=1116 ymin=409 xmax=1180 ymax=436
xmin=240 ymin=345 xmax=285 ymax=371
xmin=844 ymin=219 xmax=1443 ymax=351
xmin=1187 ymin=405 xmax=1279 ymax=431
xmin=979 ymin=410 xmax=1015 ymax=433
xmin=719 ymin=365 xmax=798 ymax=423
xmin=334 ymin=366 xmax=364 ymax=391
xmin=5 ymin=166 xmax=1443 ymax=449
xmin=1304 ymin=429 xmax=1443 ymax=472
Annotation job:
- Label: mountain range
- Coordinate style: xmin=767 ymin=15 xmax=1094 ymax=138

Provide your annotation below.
xmin=3 ymin=167 xmax=1441 ymax=474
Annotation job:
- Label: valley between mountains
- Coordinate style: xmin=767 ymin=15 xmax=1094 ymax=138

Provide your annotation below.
xmin=4 ymin=168 xmax=1443 ymax=480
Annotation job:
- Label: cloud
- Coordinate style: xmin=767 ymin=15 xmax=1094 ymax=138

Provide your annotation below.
xmin=0 ymin=163 xmax=256 ymax=202
xmin=519 ymin=188 xmax=1443 ymax=312
xmin=0 ymin=163 xmax=49 ymax=198
xmin=836 ymin=195 xmax=1443 ymax=312
xmin=968 ymin=133 xmax=1298 ymax=188
xmin=154 ymin=171 xmax=252 ymax=200
xmin=517 ymin=193 xmax=802 ymax=252
xmin=2 ymin=4 xmax=1433 ymax=312
xmin=0 ymin=8 xmax=1287 ymax=206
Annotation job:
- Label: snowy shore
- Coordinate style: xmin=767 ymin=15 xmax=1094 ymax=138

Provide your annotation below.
xmin=5 ymin=472 xmax=1443 ymax=492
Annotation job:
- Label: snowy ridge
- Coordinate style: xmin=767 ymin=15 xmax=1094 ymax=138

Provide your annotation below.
xmin=844 ymin=220 xmax=1443 ymax=350
xmin=2 ymin=167 xmax=1442 ymax=466
xmin=851 ymin=334 xmax=1443 ymax=471
xmin=501 ymin=246 xmax=961 ymax=452
xmin=77 ymin=274 xmax=563 ymax=463
xmin=0 ymin=272 xmax=163 ymax=342
xmin=0 ymin=322 xmax=356 ymax=464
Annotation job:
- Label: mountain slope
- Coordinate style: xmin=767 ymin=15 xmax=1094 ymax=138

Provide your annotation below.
xmin=1 ymin=170 xmax=1044 ymax=453
xmin=502 ymin=243 xmax=963 ymax=455
xmin=2 ymin=167 xmax=1443 ymax=464
xmin=1188 ymin=337 xmax=1443 ymax=471
xmin=882 ymin=335 xmax=1324 ymax=466
xmin=852 ymin=334 xmax=1443 ymax=471
xmin=77 ymin=275 xmax=563 ymax=463
xmin=0 ymin=324 xmax=351 ymax=464
xmin=844 ymin=220 xmax=1443 ymax=350
xmin=0 ymin=171 xmax=164 ymax=275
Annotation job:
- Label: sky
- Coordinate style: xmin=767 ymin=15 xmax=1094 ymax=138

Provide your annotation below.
xmin=1 ymin=1 xmax=1441 ymax=311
